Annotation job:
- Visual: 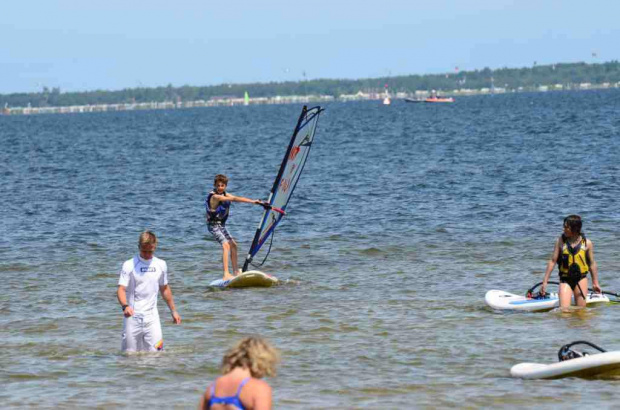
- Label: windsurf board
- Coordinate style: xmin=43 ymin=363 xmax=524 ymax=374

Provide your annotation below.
xmin=485 ymin=289 xmax=609 ymax=311
xmin=511 ymin=351 xmax=620 ymax=379
xmin=209 ymin=270 xmax=278 ymax=289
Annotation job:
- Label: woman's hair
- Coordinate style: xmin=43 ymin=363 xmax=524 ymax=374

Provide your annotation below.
xmin=563 ymin=215 xmax=582 ymax=235
xmin=214 ymin=174 xmax=229 ymax=186
xmin=138 ymin=230 xmax=157 ymax=247
xmin=221 ymin=336 xmax=280 ymax=378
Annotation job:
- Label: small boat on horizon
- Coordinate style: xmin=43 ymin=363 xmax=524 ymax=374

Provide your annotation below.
xmin=405 ymin=96 xmax=454 ymax=103
xmin=406 ymin=89 xmax=454 ymax=104
xmin=382 ymin=84 xmax=391 ymax=105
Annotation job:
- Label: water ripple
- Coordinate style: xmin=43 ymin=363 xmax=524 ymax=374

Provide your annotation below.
xmin=1 ymin=90 xmax=620 ymax=407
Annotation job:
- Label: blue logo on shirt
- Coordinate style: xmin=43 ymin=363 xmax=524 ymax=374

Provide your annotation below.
xmin=140 ymin=267 xmax=156 ymax=273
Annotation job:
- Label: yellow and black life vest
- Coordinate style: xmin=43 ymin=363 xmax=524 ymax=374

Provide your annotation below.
xmin=558 ymin=235 xmax=590 ymax=278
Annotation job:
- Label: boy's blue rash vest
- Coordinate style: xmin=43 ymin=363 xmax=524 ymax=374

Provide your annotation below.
xmin=206 ymin=190 xmax=230 ymax=224
xmin=558 ymin=235 xmax=590 ymax=277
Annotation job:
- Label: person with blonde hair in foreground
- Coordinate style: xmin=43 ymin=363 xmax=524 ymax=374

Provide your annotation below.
xmin=199 ymin=336 xmax=280 ymax=410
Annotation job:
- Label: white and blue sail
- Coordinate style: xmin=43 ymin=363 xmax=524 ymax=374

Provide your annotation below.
xmin=242 ymin=105 xmax=324 ymax=272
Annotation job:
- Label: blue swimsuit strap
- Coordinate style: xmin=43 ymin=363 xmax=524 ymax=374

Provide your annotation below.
xmin=235 ymin=377 xmax=251 ymax=395
xmin=208 ymin=377 xmax=251 ymax=409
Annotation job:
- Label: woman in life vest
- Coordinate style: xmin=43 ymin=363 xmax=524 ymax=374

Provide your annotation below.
xmin=541 ymin=215 xmax=601 ymax=308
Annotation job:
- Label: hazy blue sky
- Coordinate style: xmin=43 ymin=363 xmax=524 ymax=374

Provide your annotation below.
xmin=1 ymin=0 xmax=618 ymax=94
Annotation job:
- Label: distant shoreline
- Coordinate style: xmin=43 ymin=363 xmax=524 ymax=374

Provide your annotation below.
xmin=2 ymin=82 xmax=618 ymax=116
xmin=3 ymin=60 xmax=620 ymax=116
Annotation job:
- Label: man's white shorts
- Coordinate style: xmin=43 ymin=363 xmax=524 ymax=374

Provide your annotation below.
xmin=121 ymin=310 xmax=163 ymax=352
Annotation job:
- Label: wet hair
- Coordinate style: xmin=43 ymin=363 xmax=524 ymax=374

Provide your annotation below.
xmin=563 ymin=215 xmax=583 ymax=235
xmin=221 ymin=336 xmax=280 ymax=378
xmin=138 ymin=231 xmax=158 ymax=248
xmin=214 ymin=174 xmax=229 ymax=187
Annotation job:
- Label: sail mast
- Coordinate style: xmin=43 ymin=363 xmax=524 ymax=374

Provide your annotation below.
xmin=242 ymin=105 xmax=323 ymax=271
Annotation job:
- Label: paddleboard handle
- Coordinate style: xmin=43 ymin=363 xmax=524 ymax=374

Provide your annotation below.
xmin=527 ymin=281 xmax=562 ymax=298
xmin=558 ymin=341 xmax=607 ymax=362
xmin=526 ymin=281 xmax=559 ymax=298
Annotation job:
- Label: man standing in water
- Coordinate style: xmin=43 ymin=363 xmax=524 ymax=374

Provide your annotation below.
xmin=117 ymin=231 xmax=181 ymax=352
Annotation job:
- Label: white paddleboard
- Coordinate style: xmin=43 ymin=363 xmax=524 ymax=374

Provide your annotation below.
xmin=485 ymin=290 xmax=609 ymax=311
xmin=511 ymin=351 xmax=620 ymax=379
xmin=209 ymin=270 xmax=278 ymax=289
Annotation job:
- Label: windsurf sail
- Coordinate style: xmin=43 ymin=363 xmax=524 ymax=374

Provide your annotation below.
xmin=242 ymin=105 xmax=324 ymax=271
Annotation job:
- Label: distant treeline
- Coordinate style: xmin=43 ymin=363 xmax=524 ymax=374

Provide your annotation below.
xmin=2 ymin=60 xmax=619 ymax=108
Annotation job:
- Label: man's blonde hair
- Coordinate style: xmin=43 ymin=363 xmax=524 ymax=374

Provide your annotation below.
xmin=138 ymin=231 xmax=158 ymax=248
xmin=221 ymin=336 xmax=280 ymax=378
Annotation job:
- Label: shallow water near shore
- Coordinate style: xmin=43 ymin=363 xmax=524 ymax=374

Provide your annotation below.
xmin=2 ymin=89 xmax=620 ymax=408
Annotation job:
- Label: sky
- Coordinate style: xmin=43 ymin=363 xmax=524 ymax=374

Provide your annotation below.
xmin=1 ymin=0 xmax=619 ymax=94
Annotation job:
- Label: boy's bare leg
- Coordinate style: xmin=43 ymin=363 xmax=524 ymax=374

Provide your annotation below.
xmin=230 ymin=240 xmax=241 ymax=275
xmin=221 ymin=242 xmax=234 ymax=280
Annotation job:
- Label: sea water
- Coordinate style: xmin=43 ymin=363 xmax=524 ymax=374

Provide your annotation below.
xmin=1 ymin=89 xmax=620 ymax=408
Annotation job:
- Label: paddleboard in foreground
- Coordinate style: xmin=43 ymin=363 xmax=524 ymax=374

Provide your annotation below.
xmin=485 ymin=289 xmax=609 ymax=311
xmin=511 ymin=341 xmax=620 ymax=379
xmin=209 ymin=270 xmax=278 ymax=289
xmin=209 ymin=106 xmax=324 ymax=289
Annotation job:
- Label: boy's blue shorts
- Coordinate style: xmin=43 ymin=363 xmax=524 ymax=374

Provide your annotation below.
xmin=207 ymin=223 xmax=233 ymax=245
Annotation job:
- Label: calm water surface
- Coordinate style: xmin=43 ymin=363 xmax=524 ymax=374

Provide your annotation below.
xmin=2 ymin=90 xmax=620 ymax=408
